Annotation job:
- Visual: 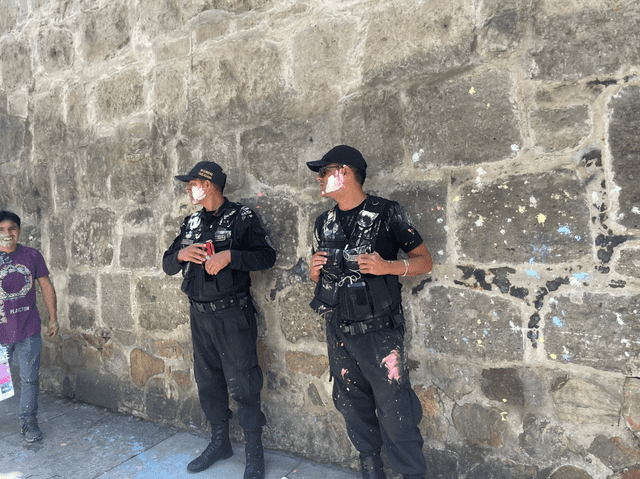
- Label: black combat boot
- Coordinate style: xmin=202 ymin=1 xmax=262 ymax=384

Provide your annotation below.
xmin=243 ymin=428 xmax=265 ymax=479
xmin=360 ymin=453 xmax=387 ymax=479
xmin=187 ymin=421 xmax=233 ymax=473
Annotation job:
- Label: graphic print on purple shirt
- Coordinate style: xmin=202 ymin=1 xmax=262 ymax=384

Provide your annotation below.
xmin=0 ymin=246 xmax=49 ymax=345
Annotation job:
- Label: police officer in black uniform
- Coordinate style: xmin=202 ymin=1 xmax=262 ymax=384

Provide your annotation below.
xmin=163 ymin=161 xmax=276 ymax=479
xmin=307 ymin=146 xmax=433 ymax=479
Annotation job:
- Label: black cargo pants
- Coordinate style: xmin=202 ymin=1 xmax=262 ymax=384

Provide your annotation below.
xmin=327 ymin=317 xmax=426 ymax=477
xmin=190 ymin=296 xmax=266 ymax=431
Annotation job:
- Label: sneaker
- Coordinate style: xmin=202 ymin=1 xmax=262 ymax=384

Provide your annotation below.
xmin=21 ymin=419 xmax=43 ymax=443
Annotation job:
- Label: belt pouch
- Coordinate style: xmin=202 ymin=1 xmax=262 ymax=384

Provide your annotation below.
xmin=347 ymin=281 xmax=374 ymax=320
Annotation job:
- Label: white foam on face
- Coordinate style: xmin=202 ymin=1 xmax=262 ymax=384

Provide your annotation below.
xmin=324 ymin=170 xmax=344 ymax=194
xmin=0 ymin=235 xmax=13 ymax=247
xmin=191 ymin=185 xmax=206 ymax=204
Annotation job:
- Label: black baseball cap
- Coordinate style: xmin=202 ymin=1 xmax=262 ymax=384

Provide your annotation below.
xmin=306 ymin=145 xmax=368 ymax=173
xmin=175 ymin=161 xmax=227 ymax=188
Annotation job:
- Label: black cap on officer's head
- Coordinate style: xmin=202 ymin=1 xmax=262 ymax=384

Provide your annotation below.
xmin=306 ymin=145 xmax=368 ymax=173
xmin=175 ymin=161 xmax=227 ymax=189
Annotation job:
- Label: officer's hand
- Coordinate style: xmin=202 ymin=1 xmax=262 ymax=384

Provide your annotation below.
xmin=204 ymin=251 xmax=231 ymax=275
xmin=357 ymin=252 xmax=388 ymax=276
xmin=177 ymin=244 xmax=207 ymax=264
xmin=310 ymin=251 xmax=328 ymax=282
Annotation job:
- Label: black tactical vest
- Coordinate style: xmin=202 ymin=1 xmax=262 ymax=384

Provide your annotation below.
xmin=179 ymin=202 xmax=244 ymax=299
xmin=310 ymin=196 xmax=402 ymax=322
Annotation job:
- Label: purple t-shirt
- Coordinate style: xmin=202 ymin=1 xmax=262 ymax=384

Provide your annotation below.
xmin=0 ymin=245 xmax=50 ymax=345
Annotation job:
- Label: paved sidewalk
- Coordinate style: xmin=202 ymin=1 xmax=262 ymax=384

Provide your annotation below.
xmin=0 ymin=382 xmax=360 ymax=479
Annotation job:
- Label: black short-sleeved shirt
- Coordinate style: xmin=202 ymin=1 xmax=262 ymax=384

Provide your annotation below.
xmin=315 ymin=196 xmax=424 ymax=260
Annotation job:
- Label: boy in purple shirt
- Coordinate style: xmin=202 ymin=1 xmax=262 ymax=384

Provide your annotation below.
xmin=0 ymin=211 xmax=58 ymax=442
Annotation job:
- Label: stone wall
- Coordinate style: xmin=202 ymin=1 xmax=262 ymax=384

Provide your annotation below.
xmin=1 ymin=0 xmax=640 ymax=477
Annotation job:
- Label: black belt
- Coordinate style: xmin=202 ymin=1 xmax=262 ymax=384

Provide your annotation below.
xmin=190 ymin=292 xmax=247 ymax=313
xmin=339 ymin=316 xmax=393 ymax=336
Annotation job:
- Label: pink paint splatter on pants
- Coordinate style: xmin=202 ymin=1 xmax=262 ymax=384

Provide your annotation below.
xmin=341 ymin=368 xmax=348 ymax=379
xmin=382 ymin=350 xmax=401 ymax=382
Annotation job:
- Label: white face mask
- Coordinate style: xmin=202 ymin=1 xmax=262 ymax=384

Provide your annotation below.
xmin=191 ymin=184 xmax=206 ymax=204
xmin=324 ymin=170 xmax=345 ymax=194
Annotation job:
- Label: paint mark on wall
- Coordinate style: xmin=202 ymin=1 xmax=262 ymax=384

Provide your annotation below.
xmin=558 ymin=225 xmax=571 ymax=236
xmin=537 ymin=214 xmax=546 ymax=224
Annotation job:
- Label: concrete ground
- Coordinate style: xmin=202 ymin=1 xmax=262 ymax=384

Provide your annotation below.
xmin=0 ymin=380 xmax=360 ymax=479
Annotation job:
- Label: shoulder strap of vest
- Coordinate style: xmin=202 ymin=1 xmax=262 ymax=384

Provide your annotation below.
xmin=359 ymin=195 xmax=388 ymax=251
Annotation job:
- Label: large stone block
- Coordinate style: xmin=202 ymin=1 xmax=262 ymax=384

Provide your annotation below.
xmin=74 ymin=369 xmax=119 ymax=411
xmin=548 ymin=465 xmax=593 ymax=479
xmin=130 ymin=348 xmax=164 ymax=386
xmin=382 ymin=180 xmax=448 ymax=263
xmin=362 ymin=0 xmax=476 ymax=84
xmin=341 ymin=90 xmax=405 ymax=178
xmin=145 ymin=377 xmax=178 ymax=420
xmin=530 ymin=106 xmax=591 ymax=152
xmin=285 ymin=351 xmax=328 ymax=378
xmin=240 ymin=193 xmax=298 ymax=267
xmin=0 ymin=112 xmax=27 ymax=165
xmin=96 ymin=69 xmax=145 ymax=120
xmin=624 ymin=377 xmax=640 ymax=433
xmin=241 ymin=121 xmax=312 ymax=188
xmin=530 ymin=2 xmax=640 ymax=80
xmin=544 ymin=293 xmax=640 ymax=374
xmin=135 ymin=0 xmax=186 ymax=40
xmin=195 ymin=18 xmax=231 ymax=45
xmin=101 ymin=273 xmax=133 ymax=331
xmin=136 ymin=276 xmax=188 ymax=331
xmin=37 ymin=27 xmax=74 ymax=72
xmin=417 ymin=286 xmax=524 ymax=361
xmin=519 ymin=413 xmax=581 ymax=460
xmin=455 ymin=169 xmax=591 ymax=264
xmin=481 ymin=368 xmax=525 ymax=407
xmin=279 ymin=283 xmax=325 ymax=344
xmin=406 ymin=70 xmax=521 ymax=169
xmin=588 ymin=435 xmax=640 ymax=471
xmin=17 ymin=155 xmax=52 ymax=217
xmin=291 ymin=18 xmax=358 ymax=108
xmin=479 ymin=3 xmax=521 ymax=54
xmin=68 ymin=273 xmax=97 ymax=300
xmin=452 ymin=403 xmax=507 ymax=448
xmin=80 ymin=2 xmax=131 ymax=63
xmin=415 ymin=385 xmax=449 ymax=442
xmin=190 ymin=39 xmax=285 ymax=124
xmin=66 ymin=83 xmax=89 ymax=135
xmin=552 ymin=377 xmax=622 ymax=426
xmin=609 ymin=87 xmax=640 ymax=230
xmin=0 ymin=2 xmax=16 ymax=35
xmin=71 ymin=209 xmax=115 ymax=267
xmin=69 ymin=302 xmax=95 ymax=330
xmin=120 ymin=234 xmax=157 ymax=269
xmin=48 ymin=215 xmax=68 ymax=269
xmin=79 ymin=137 xmax=117 ymax=199
xmin=0 ymin=38 xmax=33 ymax=91
xmin=617 ymin=249 xmax=640 ymax=279
xmin=467 ymin=460 xmax=538 ymax=479
xmin=52 ymin=151 xmax=78 ymax=210
xmin=110 ymin=125 xmax=168 ymax=204
xmin=152 ymin=62 xmax=188 ymax=134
